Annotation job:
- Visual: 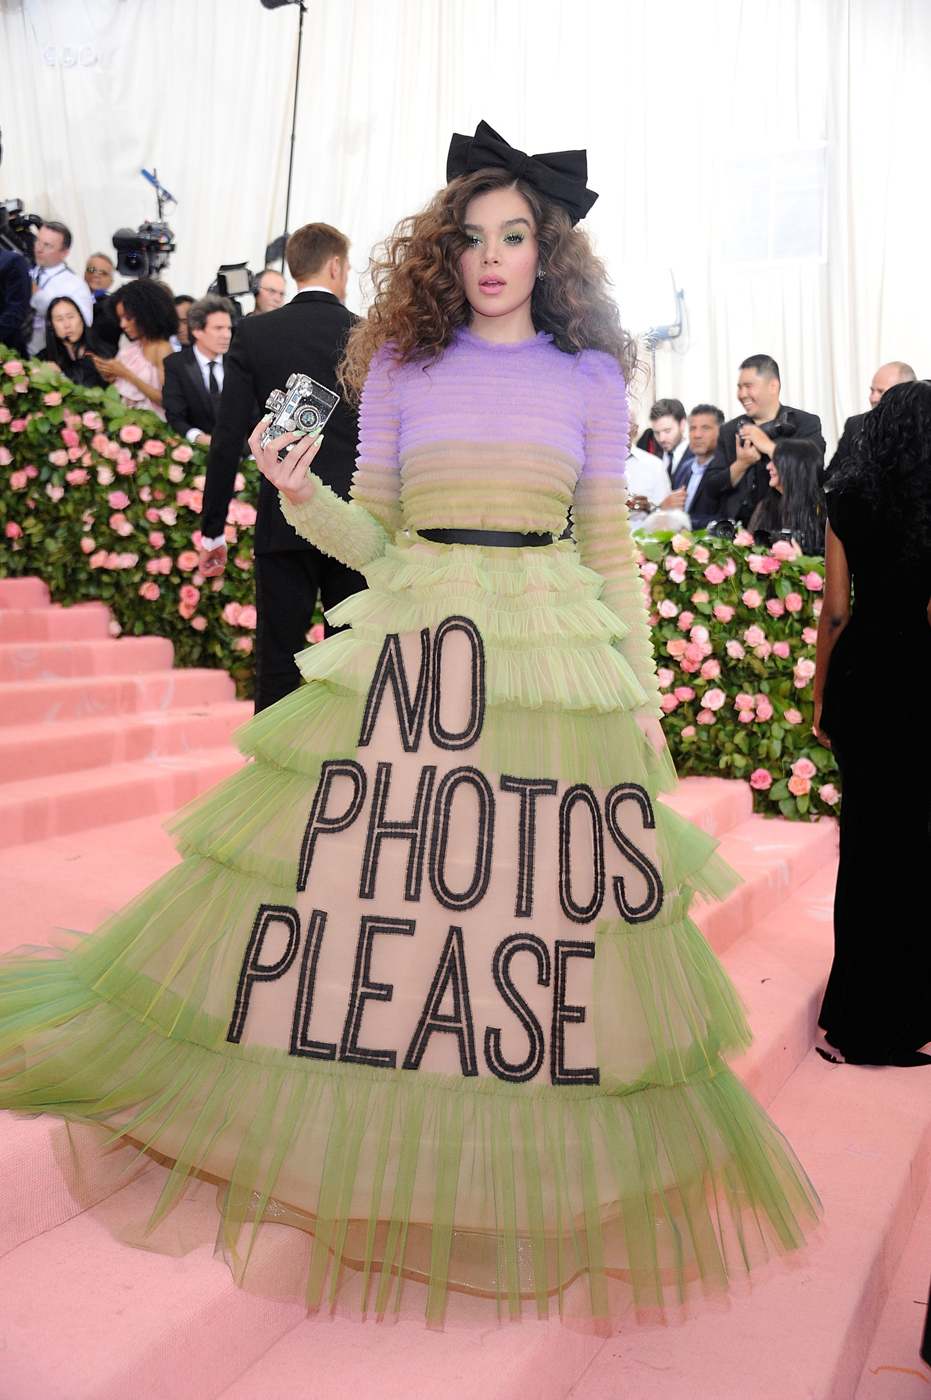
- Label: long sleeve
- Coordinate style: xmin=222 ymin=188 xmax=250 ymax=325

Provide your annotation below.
xmin=278 ymin=345 xmax=403 ymax=571
xmin=571 ymin=352 xmax=662 ymax=719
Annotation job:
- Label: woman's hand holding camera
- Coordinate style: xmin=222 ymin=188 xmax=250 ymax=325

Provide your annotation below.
xmin=248 ymin=420 xmax=323 ymax=507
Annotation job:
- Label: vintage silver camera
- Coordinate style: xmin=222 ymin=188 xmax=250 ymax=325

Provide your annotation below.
xmin=261 ymin=373 xmax=340 ymax=449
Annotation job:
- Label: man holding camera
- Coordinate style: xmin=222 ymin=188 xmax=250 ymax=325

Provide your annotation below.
xmin=702 ymin=354 xmax=825 ymax=525
xmin=198 ymin=222 xmax=363 ymax=712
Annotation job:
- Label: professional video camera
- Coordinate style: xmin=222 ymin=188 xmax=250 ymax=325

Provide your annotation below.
xmin=112 ymin=222 xmax=176 ymax=278
xmin=0 ymin=199 xmax=43 ymax=264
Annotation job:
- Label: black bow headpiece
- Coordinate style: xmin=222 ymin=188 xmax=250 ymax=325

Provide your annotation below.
xmin=446 ymin=120 xmax=598 ymax=226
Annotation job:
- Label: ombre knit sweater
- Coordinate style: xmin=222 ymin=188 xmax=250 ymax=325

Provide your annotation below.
xmin=281 ymin=327 xmax=661 ymax=716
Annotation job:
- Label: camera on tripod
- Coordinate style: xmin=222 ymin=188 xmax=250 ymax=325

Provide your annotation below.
xmin=112 ymin=221 xmax=176 ymax=279
xmin=0 ymin=200 xmax=43 ymax=264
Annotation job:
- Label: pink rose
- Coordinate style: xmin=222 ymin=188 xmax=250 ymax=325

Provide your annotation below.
xmin=677 ymin=610 xmax=694 ymax=630
xmin=802 ymin=571 xmax=824 ymax=591
xmin=46 ymin=483 xmax=64 ymax=502
xmin=674 ymin=686 xmax=696 ymax=702
xmin=794 ymin=658 xmax=816 ymax=683
xmin=13 ymin=379 xmax=28 ymax=392
xmin=819 ymin=784 xmax=840 ymax=805
xmin=5 ymin=521 xmax=22 ymax=538
xmin=747 ymin=554 xmax=765 ymax=574
xmin=190 ymin=615 xmax=208 ymax=631
xmin=48 ymin=449 xmax=69 ymax=467
xmin=771 ymin=540 xmax=796 ymax=560
xmin=160 ymin=507 xmax=178 ymax=526
xmin=766 ymin=597 xmax=785 ymax=617
xmin=700 ymin=659 xmax=720 ymax=680
xmin=222 ymin=602 xmax=244 ymax=626
xmin=791 ymin=757 xmax=817 ymax=780
xmin=669 ymin=562 xmax=688 ymax=583
xmin=787 ymin=774 xmax=811 ymax=797
xmin=802 ymin=626 xmax=818 ymax=645
xmin=233 ymin=556 xmax=252 ymax=571
xmin=658 ymin=599 xmax=678 ymax=619
xmin=691 ymin=590 xmax=709 ymax=604
xmin=0 ymin=446 xmax=12 ymax=466
xmin=713 ymin=603 xmax=735 ymax=622
xmin=757 ymin=556 xmax=781 ymax=575
xmin=689 ymin=623 xmax=710 ymax=644
xmin=684 ymin=642 xmax=704 ymax=665
xmin=696 ymin=708 xmax=715 ymax=725
xmin=43 ymin=390 xmax=63 ymax=407
xmin=0 ymin=407 xmax=9 ymax=422
xmin=660 ymin=693 xmax=679 ymax=714
xmin=171 ymin=443 xmax=194 ymax=463
xmin=666 ymin=637 xmax=687 ymax=658
xmin=772 ymin=641 xmax=791 ymax=659
xmin=691 ymin=545 xmax=710 ymax=565
xmin=177 ymin=488 xmax=204 ymax=512
xmin=735 ymin=693 xmax=756 ymax=711
xmin=88 ymin=549 xmax=108 ymax=568
xmin=23 ymin=464 xmax=37 ymax=478
xmin=680 ymin=658 xmax=699 ymax=673
xmin=227 ymin=499 xmax=257 ymax=527
xmin=656 ymin=667 xmax=675 ymax=689
xmin=224 ymin=524 xmax=238 ymax=543
xmin=738 ymin=709 xmax=754 ymax=723
xmin=9 ymin=418 xmax=27 ymax=432
xmin=144 ymin=439 xmax=166 ymax=456
xmin=145 ymin=556 xmax=173 ymax=576
xmin=755 ymin=640 xmax=773 ymax=660
xmin=238 ymin=605 xmax=257 ymax=629
xmin=145 ymin=508 xmax=160 ymax=523
xmin=139 ymin=581 xmax=160 ymax=601
xmin=742 ymin=589 xmax=762 ymax=608
xmin=750 ymin=769 xmax=773 ymax=790
xmin=82 ymin=412 xmax=104 ymax=431
xmin=725 ymin=639 xmax=745 ymax=659
xmin=703 ymin=563 xmax=726 ymax=585
xmin=80 ymin=536 xmax=96 ymax=553
xmin=116 ymin=552 xmax=138 ymax=569
xmin=66 ymin=468 xmax=89 ymax=485
xmin=119 ymin=424 xmax=144 ymax=443
xmin=235 ymin=636 xmax=254 ymax=653
xmin=177 ymin=550 xmax=200 ymax=572
xmin=148 ymin=531 xmax=165 ymax=548
xmin=784 ymin=592 xmax=804 ymax=613
xmin=178 ymin=601 xmax=196 ymax=620
xmin=3 ymin=360 xmax=24 ymax=376
xmin=734 ymin=529 xmax=754 ymax=547
xmin=703 ymin=687 xmax=726 ymax=711
xmin=107 ymin=490 xmax=130 ymax=509
xmin=813 ymin=598 xmax=823 ymax=617
xmin=117 ymin=459 xmax=137 ymax=476
xmin=90 ymin=433 xmax=110 ymax=453
xmin=783 ymin=709 xmax=803 ymax=725
xmin=755 ymin=696 xmax=774 ymax=721
xmin=681 ymin=725 xmax=696 ymax=738
xmin=9 ymin=469 xmax=27 ymax=489
xmin=60 ymin=428 xmax=79 ymax=448
xmin=744 ymin=625 xmax=766 ymax=647
xmin=670 ymin=533 xmax=691 ymax=554
xmin=168 ymin=465 xmax=185 ymax=484
xmin=640 ymin=560 xmax=658 ymax=581
xmin=179 ymin=584 xmax=201 ymax=607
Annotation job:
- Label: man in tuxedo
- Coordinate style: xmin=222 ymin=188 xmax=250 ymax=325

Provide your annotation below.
xmin=670 ymin=404 xmax=725 ymax=529
xmin=825 ymin=360 xmax=916 ymax=481
xmin=648 ymin=398 xmax=690 ymax=479
xmin=163 ymin=295 xmax=234 ymax=446
xmin=198 ymin=222 xmax=363 ymax=712
xmin=702 ymin=354 xmax=825 ymax=525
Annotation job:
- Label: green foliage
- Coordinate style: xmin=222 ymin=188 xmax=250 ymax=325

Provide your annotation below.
xmin=639 ymin=526 xmax=840 ymax=821
xmin=0 ymin=348 xmax=258 ymax=696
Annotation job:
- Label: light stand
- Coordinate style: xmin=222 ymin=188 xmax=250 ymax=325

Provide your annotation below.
xmin=260 ymin=0 xmax=308 ymax=273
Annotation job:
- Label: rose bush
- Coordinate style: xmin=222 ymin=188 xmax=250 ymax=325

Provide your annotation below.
xmin=638 ymin=527 xmax=839 ymax=820
xmin=0 ymin=348 xmax=260 ymax=695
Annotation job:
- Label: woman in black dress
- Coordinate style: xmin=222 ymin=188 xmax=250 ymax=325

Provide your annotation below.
xmin=814 ymin=379 xmax=931 ymax=1066
xmin=43 ymin=296 xmax=107 ymax=389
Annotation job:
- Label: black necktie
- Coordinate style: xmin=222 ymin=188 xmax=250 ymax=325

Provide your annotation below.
xmin=208 ymin=361 xmax=220 ymax=399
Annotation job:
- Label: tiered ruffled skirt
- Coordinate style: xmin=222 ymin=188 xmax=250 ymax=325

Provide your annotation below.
xmin=0 ymin=534 xmax=819 ymax=1323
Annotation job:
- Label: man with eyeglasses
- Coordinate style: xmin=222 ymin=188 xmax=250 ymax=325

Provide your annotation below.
xmin=27 ymin=221 xmax=93 ymax=356
xmin=84 ymin=252 xmax=121 ymax=356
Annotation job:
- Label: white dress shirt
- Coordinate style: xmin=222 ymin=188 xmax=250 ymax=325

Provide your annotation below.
xmin=625 ymin=446 xmax=672 ymax=522
xmin=28 ymin=263 xmax=94 ymax=355
xmin=185 ymin=344 xmax=225 ymax=442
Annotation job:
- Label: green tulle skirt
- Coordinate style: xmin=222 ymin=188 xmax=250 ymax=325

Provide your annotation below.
xmin=0 ymin=535 xmax=819 ymax=1323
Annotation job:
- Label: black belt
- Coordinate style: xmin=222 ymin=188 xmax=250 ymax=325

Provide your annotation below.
xmin=419 ymin=528 xmax=554 ymax=548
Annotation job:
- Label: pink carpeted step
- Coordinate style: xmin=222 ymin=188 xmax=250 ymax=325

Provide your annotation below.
xmin=0 ymin=634 xmax=174 ymax=682
xmin=660 ymin=772 xmax=754 ymax=836
xmin=0 ymin=747 xmax=246 ymax=848
xmin=0 ymin=577 xmax=50 ymax=608
xmin=0 ymin=600 xmax=112 ymax=643
xmin=854 ymin=1173 xmax=931 ymax=1397
xmin=0 ymin=700 xmax=251 ymax=784
xmin=0 ymin=668 xmax=236 ymax=727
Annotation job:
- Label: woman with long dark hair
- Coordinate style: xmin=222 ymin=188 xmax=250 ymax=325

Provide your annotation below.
xmin=42 ymin=296 xmax=107 ymax=389
xmin=749 ymin=437 xmax=826 ymax=554
xmin=89 ymin=278 xmax=177 ymax=417
xmin=814 ymin=379 xmax=931 ymax=1065
xmin=0 ymin=124 xmax=818 ymax=1323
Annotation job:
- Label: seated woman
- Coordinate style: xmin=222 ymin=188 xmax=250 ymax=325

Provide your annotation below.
xmin=748 ymin=437 xmax=826 ymax=554
xmin=89 ymin=279 xmax=177 ymax=419
xmin=42 ymin=296 xmax=107 ymax=389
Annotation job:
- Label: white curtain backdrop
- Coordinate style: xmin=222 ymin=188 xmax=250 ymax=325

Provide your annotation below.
xmin=1 ymin=0 xmax=929 ymax=450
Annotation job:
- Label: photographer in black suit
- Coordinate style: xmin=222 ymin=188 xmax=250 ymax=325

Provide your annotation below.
xmin=199 ymin=223 xmax=363 ymax=711
xmin=163 ymin=294 xmax=234 ymax=446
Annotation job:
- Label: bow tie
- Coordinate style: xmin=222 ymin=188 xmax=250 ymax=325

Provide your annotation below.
xmin=446 ymin=120 xmax=598 ymax=226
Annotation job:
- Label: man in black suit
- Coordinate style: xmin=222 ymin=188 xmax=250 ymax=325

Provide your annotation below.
xmin=198 ymin=223 xmax=363 ymax=712
xmin=825 ymin=360 xmax=916 ymax=482
xmin=702 ymin=354 xmax=825 ymax=525
xmin=163 ymin=294 xmax=234 ymax=446
xmin=671 ymin=404 xmax=725 ymax=529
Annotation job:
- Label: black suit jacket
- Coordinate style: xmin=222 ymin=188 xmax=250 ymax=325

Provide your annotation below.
xmin=824 ymin=412 xmax=865 ymax=484
xmin=201 ymin=291 xmax=359 ymax=553
xmin=672 ymin=452 xmax=719 ymax=529
xmin=163 ymin=345 xmax=219 ymax=440
xmin=702 ymin=405 xmax=826 ymax=525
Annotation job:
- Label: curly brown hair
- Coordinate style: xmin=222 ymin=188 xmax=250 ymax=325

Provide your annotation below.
xmin=339 ymin=167 xmax=639 ymax=403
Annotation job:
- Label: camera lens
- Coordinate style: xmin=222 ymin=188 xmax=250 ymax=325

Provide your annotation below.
xmin=296 ymin=406 xmax=320 ymax=431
